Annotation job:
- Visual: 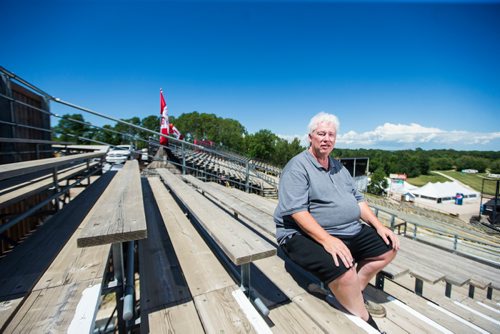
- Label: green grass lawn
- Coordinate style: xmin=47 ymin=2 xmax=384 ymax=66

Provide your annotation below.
xmin=406 ymin=172 xmax=449 ymax=187
xmin=438 ymin=170 xmax=499 ymax=196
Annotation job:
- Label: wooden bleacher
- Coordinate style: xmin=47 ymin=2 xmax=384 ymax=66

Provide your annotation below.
xmin=0 ymin=159 xmax=146 ymax=332
xmin=176 ymin=176 xmax=500 ymax=333
xmin=77 ymin=160 xmax=147 ymax=247
xmin=2 ymin=154 xmax=500 ymax=333
xmin=142 ymin=177 xmax=262 ymax=333
xmin=0 ymin=171 xmax=115 ymax=332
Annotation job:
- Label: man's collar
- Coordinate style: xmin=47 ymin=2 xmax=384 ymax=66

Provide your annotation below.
xmin=306 ymin=150 xmax=333 ymax=171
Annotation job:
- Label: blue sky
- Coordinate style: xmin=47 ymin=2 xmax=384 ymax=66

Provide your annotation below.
xmin=1 ymin=0 xmax=499 ymax=151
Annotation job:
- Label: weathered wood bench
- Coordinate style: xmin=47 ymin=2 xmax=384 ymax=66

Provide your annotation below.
xmin=142 ymin=177 xmax=273 ymax=333
xmin=75 ymin=159 xmax=147 ymax=331
xmin=0 ymin=170 xmax=115 ymax=333
xmin=179 ymin=176 xmax=385 ymax=332
xmin=157 ymin=168 xmax=276 ymax=316
xmin=181 ymin=178 xmax=500 ymax=333
xmin=184 ymin=177 xmax=500 ymax=300
xmin=0 ymin=153 xmax=106 ymax=243
xmin=77 ymin=160 xmax=147 ymax=247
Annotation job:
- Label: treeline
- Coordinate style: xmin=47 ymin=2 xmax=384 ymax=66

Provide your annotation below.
xmin=52 ymin=111 xmax=500 ymax=173
xmin=52 ymin=112 xmax=303 ymax=167
xmin=335 ymin=148 xmax=500 ymax=176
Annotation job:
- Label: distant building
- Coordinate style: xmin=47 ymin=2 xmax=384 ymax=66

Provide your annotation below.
xmin=389 ymin=173 xmax=407 ymax=194
xmin=461 ymin=169 xmax=478 ymax=174
xmin=339 ymin=157 xmax=369 ymax=192
xmin=411 ymin=181 xmax=479 ymax=203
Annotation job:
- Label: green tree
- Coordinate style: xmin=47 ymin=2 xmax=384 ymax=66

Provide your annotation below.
xmin=489 ymin=159 xmax=500 ymax=174
xmin=92 ymin=124 xmax=120 ymax=146
xmin=429 ymin=157 xmax=454 ymax=171
xmin=455 ymin=156 xmax=488 ymax=173
xmin=245 ymin=129 xmax=278 ymax=161
xmin=52 ymin=113 xmax=90 ymax=144
xmin=174 ymin=111 xmax=247 ymax=151
xmin=273 ymin=137 xmax=304 ymax=167
xmin=367 ymin=168 xmax=388 ymax=196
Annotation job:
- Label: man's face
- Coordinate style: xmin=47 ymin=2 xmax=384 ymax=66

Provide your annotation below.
xmin=309 ymin=121 xmax=336 ymax=156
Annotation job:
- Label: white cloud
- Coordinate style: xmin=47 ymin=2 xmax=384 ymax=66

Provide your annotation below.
xmin=336 ymin=123 xmax=500 ymax=149
xmin=277 ymin=123 xmax=500 ymax=150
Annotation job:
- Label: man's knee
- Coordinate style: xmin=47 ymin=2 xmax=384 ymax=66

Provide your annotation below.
xmin=331 ymin=267 xmax=358 ymax=287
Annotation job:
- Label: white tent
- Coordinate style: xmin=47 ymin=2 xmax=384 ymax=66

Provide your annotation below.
xmin=411 ymin=181 xmax=479 ymax=203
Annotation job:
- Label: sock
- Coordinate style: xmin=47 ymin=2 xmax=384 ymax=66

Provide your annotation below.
xmin=366 ymin=314 xmax=380 ymax=331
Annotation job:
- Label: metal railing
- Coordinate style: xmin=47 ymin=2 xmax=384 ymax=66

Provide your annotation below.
xmin=0 ymin=66 xmax=278 ymax=194
xmin=371 ymin=205 xmax=500 ymax=268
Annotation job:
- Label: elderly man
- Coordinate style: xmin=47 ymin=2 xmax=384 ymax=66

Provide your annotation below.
xmin=274 ymin=112 xmax=399 ymax=332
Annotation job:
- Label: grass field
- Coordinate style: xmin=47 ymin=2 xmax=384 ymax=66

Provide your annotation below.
xmin=406 ymin=172 xmax=449 ymax=187
xmin=436 ymin=170 xmax=499 ymax=196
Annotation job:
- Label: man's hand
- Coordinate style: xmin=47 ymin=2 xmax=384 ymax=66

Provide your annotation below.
xmin=376 ymin=225 xmax=400 ymax=250
xmin=323 ymin=235 xmax=354 ymax=268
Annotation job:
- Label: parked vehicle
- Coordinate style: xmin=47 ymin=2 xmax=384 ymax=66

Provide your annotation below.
xmin=105 ymin=145 xmax=139 ymax=164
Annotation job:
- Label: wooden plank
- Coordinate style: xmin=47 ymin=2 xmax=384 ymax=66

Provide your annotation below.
xmin=157 ymin=168 xmax=276 ymax=265
xmin=370 ymin=281 xmax=480 ymax=333
xmin=3 ymin=279 xmax=102 ymax=334
xmin=0 ymin=152 xmax=104 ymax=181
xmin=0 ymin=297 xmax=23 ymax=329
xmin=148 ymin=177 xmax=234 ymax=296
xmin=253 ymin=256 xmax=307 ymax=300
xmin=0 ymin=171 xmax=114 ymax=302
xmin=148 ymin=301 xmax=205 ymax=334
xmin=77 ymin=160 xmax=147 ymax=247
xmin=138 ymin=178 xmax=193 ymax=331
xmin=193 ymin=285 xmax=257 ymax=333
xmin=182 ymin=175 xmax=277 ymax=240
xmin=253 ymin=256 xmax=369 ymax=333
xmin=292 ymin=294 xmax=366 ymax=333
xmin=396 ymin=252 xmax=445 ymax=284
xmin=388 ymin=279 xmax=499 ymax=333
xmin=363 ymin=285 xmax=451 ymax=334
xmin=267 ymin=301 xmax=326 ymax=334
xmin=381 ymin=261 xmax=410 ymax=279
xmin=398 ymin=237 xmax=494 ymax=288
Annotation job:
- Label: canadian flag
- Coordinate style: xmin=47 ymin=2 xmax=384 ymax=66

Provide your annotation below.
xmin=159 ymin=89 xmax=169 ymax=145
xmin=169 ymin=123 xmax=181 ymax=139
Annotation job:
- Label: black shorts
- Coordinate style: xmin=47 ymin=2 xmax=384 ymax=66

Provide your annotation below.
xmin=281 ymin=224 xmax=393 ymax=285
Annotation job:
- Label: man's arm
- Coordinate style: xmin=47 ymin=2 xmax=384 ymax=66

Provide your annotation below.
xmin=358 ymin=202 xmax=400 ymax=250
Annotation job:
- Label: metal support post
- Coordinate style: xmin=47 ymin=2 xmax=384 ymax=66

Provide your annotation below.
xmin=240 ymin=263 xmax=250 ymax=296
xmin=375 ymin=272 xmax=385 ymax=290
xmin=112 ymin=243 xmax=126 ymax=333
xmin=445 ymin=282 xmax=452 ymax=298
xmin=123 ymin=241 xmax=135 ymax=322
xmin=86 ymin=159 xmax=91 ymax=185
xmin=468 ymin=285 xmax=475 ymax=299
xmin=240 ymin=263 xmax=269 ymax=317
xmin=415 ymin=278 xmax=423 ymax=296
xmin=453 ymin=235 xmax=458 ymax=252
xmin=413 ymin=225 xmax=418 ymax=240
xmin=52 ymin=167 xmax=61 ymax=211
xmin=487 ymin=286 xmax=493 ymax=300
xmin=390 ymin=215 xmax=395 ymax=229
xmin=245 ymin=161 xmax=250 ymax=193
xmin=181 ymin=142 xmax=186 ymax=175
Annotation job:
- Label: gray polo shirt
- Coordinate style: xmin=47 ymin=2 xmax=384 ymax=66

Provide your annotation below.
xmin=274 ymin=150 xmax=364 ymax=245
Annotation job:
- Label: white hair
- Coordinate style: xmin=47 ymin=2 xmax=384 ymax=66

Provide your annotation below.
xmin=307 ymin=112 xmax=340 ymax=134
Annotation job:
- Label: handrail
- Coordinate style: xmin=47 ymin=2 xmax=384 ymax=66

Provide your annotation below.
xmin=370 ymin=204 xmax=500 ymax=259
